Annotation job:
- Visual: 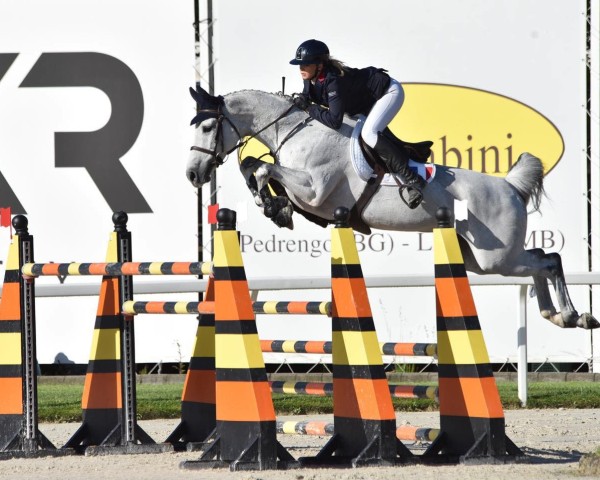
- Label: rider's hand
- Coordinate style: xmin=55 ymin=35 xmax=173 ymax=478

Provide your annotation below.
xmin=293 ymin=94 xmax=309 ymax=111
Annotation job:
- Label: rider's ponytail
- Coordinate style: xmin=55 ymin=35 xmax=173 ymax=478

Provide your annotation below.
xmin=326 ymin=57 xmax=346 ymax=76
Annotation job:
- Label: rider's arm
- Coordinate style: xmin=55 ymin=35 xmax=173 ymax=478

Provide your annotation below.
xmin=307 ymin=77 xmax=344 ymax=130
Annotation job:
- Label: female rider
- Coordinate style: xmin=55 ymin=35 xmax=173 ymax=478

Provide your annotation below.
xmin=290 ymin=39 xmax=425 ymax=209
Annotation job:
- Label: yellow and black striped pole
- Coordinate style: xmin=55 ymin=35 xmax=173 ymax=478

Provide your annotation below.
xmin=122 ymin=299 xmax=330 ymax=316
xmin=0 ymin=215 xmax=58 ymax=456
xmin=181 ymin=209 xmax=295 ymax=471
xmin=423 ymin=207 xmax=522 ymax=463
xmin=302 ymin=207 xmax=412 ymax=467
xmin=166 ymin=276 xmax=216 ymax=447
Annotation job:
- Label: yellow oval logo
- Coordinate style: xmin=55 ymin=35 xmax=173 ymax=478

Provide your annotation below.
xmin=239 ymin=84 xmax=563 ymax=177
xmin=389 ymin=83 xmax=564 ymax=176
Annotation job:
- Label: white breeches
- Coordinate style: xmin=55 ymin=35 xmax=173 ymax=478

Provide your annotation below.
xmin=360 ymin=78 xmax=404 ymax=148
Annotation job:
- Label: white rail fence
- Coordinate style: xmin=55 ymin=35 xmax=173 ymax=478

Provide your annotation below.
xmin=2 ymin=272 xmax=599 ymax=406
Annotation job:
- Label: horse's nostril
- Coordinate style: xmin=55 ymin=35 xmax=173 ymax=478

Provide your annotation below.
xmin=187 ymin=171 xmax=196 ymax=183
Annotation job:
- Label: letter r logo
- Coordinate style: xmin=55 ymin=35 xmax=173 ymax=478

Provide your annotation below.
xmin=0 ymin=52 xmax=152 ymax=213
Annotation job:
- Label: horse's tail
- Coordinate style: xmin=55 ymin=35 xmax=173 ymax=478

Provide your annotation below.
xmin=504 ymin=152 xmax=545 ymax=213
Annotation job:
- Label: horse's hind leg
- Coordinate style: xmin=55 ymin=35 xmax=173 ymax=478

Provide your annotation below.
xmin=520 ymin=249 xmax=598 ymax=329
xmin=461 ymin=237 xmax=598 ymax=329
xmin=528 ymin=249 xmax=569 ymax=326
xmin=458 ymin=240 xmax=560 ymax=320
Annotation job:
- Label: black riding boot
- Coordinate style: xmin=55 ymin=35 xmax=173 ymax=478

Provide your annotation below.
xmin=373 ymin=133 xmax=426 ymax=209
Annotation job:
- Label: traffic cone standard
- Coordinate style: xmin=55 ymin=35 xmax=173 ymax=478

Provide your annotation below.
xmin=65 ymin=212 xmax=169 ymax=454
xmin=166 ymin=276 xmax=216 ymax=449
xmin=423 ymin=207 xmax=522 ymax=463
xmin=300 ymin=207 xmax=413 ymax=467
xmin=181 ymin=209 xmax=296 ymax=471
xmin=0 ymin=215 xmax=63 ymax=457
xmin=65 ymin=226 xmax=125 ymax=449
xmin=0 ymin=225 xmax=26 ymax=450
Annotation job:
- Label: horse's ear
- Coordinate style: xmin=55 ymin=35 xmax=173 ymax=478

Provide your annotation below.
xmin=189 ymin=86 xmax=224 ymax=109
xmin=189 ymin=86 xmax=205 ymax=104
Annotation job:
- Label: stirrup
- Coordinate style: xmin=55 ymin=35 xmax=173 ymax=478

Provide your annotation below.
xmin=398 ymin=184 xmax=423 ymax=209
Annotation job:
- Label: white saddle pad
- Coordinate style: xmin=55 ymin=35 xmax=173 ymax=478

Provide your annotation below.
xmin=350 ymin=116 xmax=435 ymax=186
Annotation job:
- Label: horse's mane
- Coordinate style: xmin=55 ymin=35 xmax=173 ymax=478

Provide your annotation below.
xmin=225 ymin=89 xmax=294 ymax=104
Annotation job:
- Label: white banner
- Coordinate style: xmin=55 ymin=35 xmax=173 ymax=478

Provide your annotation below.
xmin=0 ymin=0 xmax=197 ymax=363
xmin=206 ymin=0 xmax=596 ymax=366
xmin=0 ymin=0 xmax=597 ymax=368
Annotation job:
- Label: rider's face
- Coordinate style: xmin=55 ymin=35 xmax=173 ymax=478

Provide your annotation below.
xmin=299 ymin=63 xmax=319 ymax=81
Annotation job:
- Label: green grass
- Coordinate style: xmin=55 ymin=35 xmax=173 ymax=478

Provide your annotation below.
xmin=37 ymin=381 xmax=600 ymax=424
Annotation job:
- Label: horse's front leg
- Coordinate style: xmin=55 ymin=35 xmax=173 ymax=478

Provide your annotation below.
xmin=245 ymin=163 xmax=293 ymax=229
xmin=256 ymin=163 xmax=317 ymax=203
xmin=240 ymin=157 xmax=269 ymax=207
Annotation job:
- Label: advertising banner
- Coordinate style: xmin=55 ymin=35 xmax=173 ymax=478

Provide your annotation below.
xmin=0 ymin=0 xmax=197 ymax=363
xmin=0 ymin=0 xmax=597 ymax=368
xmin=206 ymin=0 xmax=595 ymax=366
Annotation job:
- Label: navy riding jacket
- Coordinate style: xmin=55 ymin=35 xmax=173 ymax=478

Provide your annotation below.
xmin=302 ymin=65 xmax=391 ymax=129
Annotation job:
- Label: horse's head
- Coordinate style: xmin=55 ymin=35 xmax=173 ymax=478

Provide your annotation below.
xmin=186 ymin=86 xmax=237 ymax=187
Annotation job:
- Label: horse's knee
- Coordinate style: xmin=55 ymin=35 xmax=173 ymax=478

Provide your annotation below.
xmin=255 ymin=164 xmax=272 ymax=191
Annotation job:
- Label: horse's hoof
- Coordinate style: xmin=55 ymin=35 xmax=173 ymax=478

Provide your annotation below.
xmin=546 ymin=312 xmax=576 ymax=328
xmin=273 ymin=214 xmax=293 ymax=229
xmin=577 ymin=313 xmax=600 ymax=330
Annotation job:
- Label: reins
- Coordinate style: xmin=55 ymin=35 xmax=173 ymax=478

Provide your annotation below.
xmin=190 ymin=102 xmax=301 ymax=165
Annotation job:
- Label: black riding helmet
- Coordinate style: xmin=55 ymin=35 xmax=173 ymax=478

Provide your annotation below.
xmin=289 ymin=39 xmax=330 ymax=65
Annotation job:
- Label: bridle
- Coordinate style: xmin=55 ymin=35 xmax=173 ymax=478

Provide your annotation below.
xmin=190 ymin=103 xmax=298 ymax=166
xmin=189 ymin=107 xmax=240 ymax=166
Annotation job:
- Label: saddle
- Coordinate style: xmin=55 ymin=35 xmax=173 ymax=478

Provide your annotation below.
xmin=347 ymin=131 xmax=434 ymax=233
xmin=380 ymin=127 xmax=433 ymax=163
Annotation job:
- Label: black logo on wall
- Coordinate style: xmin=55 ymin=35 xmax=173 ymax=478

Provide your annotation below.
xmin=0 ymin=52 xmax=151 ymax=214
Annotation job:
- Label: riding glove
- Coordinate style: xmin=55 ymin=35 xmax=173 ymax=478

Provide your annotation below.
xmin=293 ymin=94 xmax=309 ymax=110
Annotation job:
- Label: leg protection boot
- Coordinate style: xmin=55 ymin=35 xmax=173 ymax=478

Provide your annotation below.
xmin=373 ymin=133 xmax=426 ymax=209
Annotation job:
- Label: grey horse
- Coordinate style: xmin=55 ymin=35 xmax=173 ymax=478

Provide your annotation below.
xmin=186 ymin=87 xmax=597 ymax=330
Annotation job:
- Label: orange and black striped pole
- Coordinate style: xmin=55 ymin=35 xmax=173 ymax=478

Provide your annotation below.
xmin=269 ymin=380 xmax=437 ymax=400
xmin=181 ymin=209 xmax=295 ymax=470
xmin=277 ymin=420 xmax=439 ymax=443
xmin=423 ymin=207 xmax=522 ymax=463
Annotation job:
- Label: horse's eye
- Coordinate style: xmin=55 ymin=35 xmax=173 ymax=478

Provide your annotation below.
xmin=202 ymin=124 xmax=213 ymax=133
